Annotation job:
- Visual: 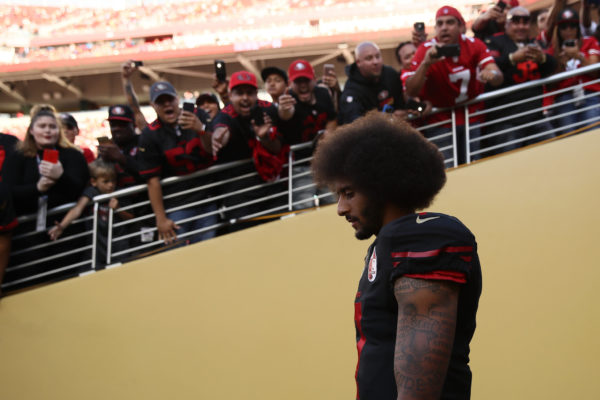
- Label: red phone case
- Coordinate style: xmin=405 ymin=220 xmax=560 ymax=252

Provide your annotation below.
xmin=42 ymin=149 xmax=59 ymax=164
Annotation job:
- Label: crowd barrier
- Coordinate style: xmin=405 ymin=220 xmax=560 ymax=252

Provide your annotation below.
xmin=3 ymin=63 xmax=599 ymax=293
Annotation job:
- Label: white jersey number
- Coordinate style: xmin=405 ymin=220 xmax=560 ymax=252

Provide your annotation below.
xmin=449 ymin=69 xmax=471 ymax=104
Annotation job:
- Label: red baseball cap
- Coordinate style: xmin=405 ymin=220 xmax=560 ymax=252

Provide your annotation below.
xmin=229 ymin=71 xmax=258 ymax=91
xmin=288 ymin=60 xmax=315 ymax=82
xmin=436 ymin=6 xmax=465 ymax=25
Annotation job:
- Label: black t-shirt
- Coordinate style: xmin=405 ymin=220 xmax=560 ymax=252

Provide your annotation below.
xmin=113 ymin=136 xmax=143 ymax=189
xmin=354 ymin=212 xmax=482 ymax=400
xmin=0 ymin=133 xmax=19 ymax=231
xmin=211 ymin=100 xmax=280 ymax=164
xmin=279 ymin=86 xmax=336 ymax=146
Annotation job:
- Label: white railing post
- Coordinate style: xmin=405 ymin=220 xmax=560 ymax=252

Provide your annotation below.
xmin=464 ymin=105 xmax=471 ymax=164
xmin=91 ymin=202 xmax=99 ymax=271
xmin=451 ymin=110 xmax=458 ymax=168
xmin=288 ymin=148 xmax=293 ymax=211
xmin=107 ymin=206 xmax=113 ymax=266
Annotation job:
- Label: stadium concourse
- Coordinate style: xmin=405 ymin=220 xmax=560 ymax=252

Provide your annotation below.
xmin=0 ymin=0 xmax=546 ymax=114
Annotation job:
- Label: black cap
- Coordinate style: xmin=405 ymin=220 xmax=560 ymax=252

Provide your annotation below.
xmin=59 ymin=113 xmax=78 ymax=129
xmin=196 ymin=92 xmax=219 ymax=106
xmin=150 ymin=81 xmax=177 ymax=103
xmin=558 ymin=7 xmax=579 ymax=24
xmin=260 ymin=66 xmax=288 ymax=84
xmin=107 ymin=104 xmax=135 ymax=123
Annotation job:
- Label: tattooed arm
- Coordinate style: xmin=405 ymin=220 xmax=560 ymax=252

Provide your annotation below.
xmin=121 ymin=61 xmax=148 ymax=131
xmin=393 ymin=277 xmax=460 ymax=400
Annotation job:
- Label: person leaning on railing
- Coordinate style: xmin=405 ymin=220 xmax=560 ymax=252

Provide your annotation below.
xmin=0 ymin=132 xmax=20 ymax=295
xmin=546 ymin=6 xmax=600 ymax=133
xmin=138 ymin=81 xmax=217 ymax=246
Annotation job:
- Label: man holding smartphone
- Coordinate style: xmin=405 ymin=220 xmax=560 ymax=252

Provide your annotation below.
xmin=138 ymin=81 xmax=216 ymax=245
xmin=484 ymin=7 xmax=556 ymax=152
xmin=405 ymin=5 xmax=503 ymax=165
xmin=472 ymin=0 xmax=515 ymax=41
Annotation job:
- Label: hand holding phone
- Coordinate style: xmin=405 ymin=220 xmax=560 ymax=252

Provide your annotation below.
xmin=182 ymin=101 xmax=195 ymax=113
xmin=413 ymin=22 xmax=425 ymax=32
xmin=97 ymin=136 xmax=112 ymax=146
xmin=435 ymin=44 xmax=461 ymax=58
xmin=323 ymin=64 xmax=335 ymax=76
xmin=42 ymin=149 xmax=59 ymax=164
xmin=214 ymin=60 xmax=227 ymax=82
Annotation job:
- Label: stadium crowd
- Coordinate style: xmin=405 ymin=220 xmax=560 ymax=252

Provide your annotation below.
xmin=1 ymin=0 xmax=599 ymax=293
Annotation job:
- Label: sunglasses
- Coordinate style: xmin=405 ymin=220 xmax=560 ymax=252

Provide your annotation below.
xmin=559 ymin=22 xmax=578 ymax=30
xmin=509 ymin=15 xmax=531 ymax=24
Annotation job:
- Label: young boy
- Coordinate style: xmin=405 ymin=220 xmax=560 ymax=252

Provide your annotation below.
xmin=49 ymin=160 xmax=133 ymax=267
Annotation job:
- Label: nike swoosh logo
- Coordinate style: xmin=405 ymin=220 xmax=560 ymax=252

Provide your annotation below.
xmin=416 ymin=215 xmax=440 ymax=224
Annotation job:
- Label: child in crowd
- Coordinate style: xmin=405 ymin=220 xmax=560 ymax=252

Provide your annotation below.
xmin=48 ymin=160 xmax=133 ymax=267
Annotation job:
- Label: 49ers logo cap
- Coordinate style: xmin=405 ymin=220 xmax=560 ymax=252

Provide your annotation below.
xmin=107 ymin=104 xmax=134 ymax=123
xmin=150 ymin=81 xmax=177 ymax=103
xmin=288 ymin=59 xmax=315 ymax=82
xmin=229 ymin=71 xmax=258 ymax=91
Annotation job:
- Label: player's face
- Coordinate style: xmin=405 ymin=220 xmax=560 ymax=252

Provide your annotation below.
xmin=291 ymin=77 xmax=315 ymax=103
xmin=92 ymin=175 xmax=116 ymax=194
xmin=398 ymin=43 xmax=416 ymax=70
xmin=506 ymin=13 xmax=531 ymax=42
xmin=30 ymin=115 xmax=60 ymax=150
xmin=109 ymin=120 xmax=136 ymax=147
xmin=435 ymin=16 xmax=461 ymax=44
xmin=199 ymin=100 xmax=219 ymax=119
xmin=230 ymin=85 xmax=258 ymax=117
xmin=265 ymin=74 xmax=287 ymax=101
xmin=152 ymin=94 xmax=180 ymax=125
xmin=356 ymin=45 xmax=383 ymax=79
xmin=335 ymin=182 xmax=383 ymax=240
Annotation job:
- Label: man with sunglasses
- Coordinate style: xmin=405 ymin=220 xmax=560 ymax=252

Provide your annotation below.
xmin=484 ymin=6 xmax=556 ymax=152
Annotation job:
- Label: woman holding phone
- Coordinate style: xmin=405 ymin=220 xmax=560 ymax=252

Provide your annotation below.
xmin=547 ymin=8 xmax=600 ymax=132
xmin=2 ymin=105 xmax=89 ymax=217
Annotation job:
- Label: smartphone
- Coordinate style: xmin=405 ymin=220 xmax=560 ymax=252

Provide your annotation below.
xmin=436 ymin=44 xmax=461 ymax=58
xmin=42 ymin=149 xmax=59 ymax=163
xmin=414 ymin=22 xmax=425 ymax=32
xmin=250 ymin=106 xmax=265 ymax=126
xmin=132 ymin=60 xmax=143 ymax=67
xmin=497 ymin=0 xmax=507 ymax=11
xmin=406 ymin=98 xmax=426 ymax=113
xmin=97 ymin=136 xmax=112 ymax=145
xmin=214 ymin=60 xmax=227 ymax=82
xmin=563 ymin=39 xmax=576 ymax=47
xmin=323 ymin=63 xmax=335 ymax=76
xmin=182 ymin=101 xmax=195 ymax=113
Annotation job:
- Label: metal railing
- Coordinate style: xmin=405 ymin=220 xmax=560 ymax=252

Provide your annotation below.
xmin=3 ymin=63 xmax=599 ymax=293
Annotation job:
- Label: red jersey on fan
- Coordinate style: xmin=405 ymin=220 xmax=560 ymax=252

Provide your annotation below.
xmin=405 ymin=34 xmax=495 ymax=126
xmin=546 ymin=36 xmax=600 ymax=92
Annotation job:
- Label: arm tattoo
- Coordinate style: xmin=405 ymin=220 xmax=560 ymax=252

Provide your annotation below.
xmin=393 ymin=278 xmax=459 ymax=399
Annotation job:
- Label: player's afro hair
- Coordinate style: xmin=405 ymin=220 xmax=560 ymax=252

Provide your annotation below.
xmin=312 ymin=111 xmax=446 ymax=211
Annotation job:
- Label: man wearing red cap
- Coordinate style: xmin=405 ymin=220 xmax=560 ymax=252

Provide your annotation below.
xmin=211 ymin=71 xmax=286 ymax=231
xmin=277 ymin=59 xmax=337 ymax=210
xmin=339 ymin=41 xmax=406 ymax=124
xmin=405 ymin=5 xmax=503 ymax=164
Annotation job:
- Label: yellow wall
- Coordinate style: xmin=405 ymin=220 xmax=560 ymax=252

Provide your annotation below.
xmin=0 ymin=131 xmax=598 ymax=399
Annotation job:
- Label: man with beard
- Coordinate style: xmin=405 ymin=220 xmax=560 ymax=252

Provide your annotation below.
xmin=405 ymin=5 xmax=503 ymax=164
xmin=277 ymin=59 xmax=337 ymax=210
xmin=138 ymin=81 xmax=216 ymax=245
xmin=211 ymin=71 xmax=286 ymax=231
xmin=339 ymin=41 xmax=406 ymax=124
xmin=311 ymin=111 xmax=482 ymax=400
xmin=98 ymin=105 xmax=144 ymax=189
xmin=484 ymin=7 xmax=556 ymax=152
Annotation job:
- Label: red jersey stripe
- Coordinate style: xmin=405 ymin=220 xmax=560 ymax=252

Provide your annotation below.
xmin=404 ymin=270 xmax=467 ymax=284
xmin=354 ymin=301 xmax=366 ymax=400
xmin=391 ymin=246 xmax=473 ymax=259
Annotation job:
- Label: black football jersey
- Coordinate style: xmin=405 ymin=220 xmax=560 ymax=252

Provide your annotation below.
xmin=354 ymin=212 xmax=482 ymax=400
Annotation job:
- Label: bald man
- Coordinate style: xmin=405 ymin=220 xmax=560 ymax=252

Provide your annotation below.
xmin=338 ymin=41 xmax=405 ymax=124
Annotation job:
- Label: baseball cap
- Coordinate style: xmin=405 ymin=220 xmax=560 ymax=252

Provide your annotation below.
xmin=436 ymin=6 xmax=465 ymax=25
xmin=150 ymin=81 xmax=177 ymax=103
xmin=196 ymin=92 xmax=219 ymax=105
xmin=557 ymin=7 xmax=579 ymax=24
xmin=288 ymin=60 xmax=315 ymax=82
xmin=260 ymin=66 xmax=288 ymax=83
xmin=59 ymin=113 xmax=78 ymax=129
xmin=107 ymin=104 xmax=134 ymax=123
xmin=509 ymin=0 xmax=520 ymax=7
xmin=229 ymin=71 xmax=258 ymax=91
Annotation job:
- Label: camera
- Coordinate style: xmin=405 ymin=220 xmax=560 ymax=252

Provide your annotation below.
xmin=132 ymin=60 xmax=143 ymax=67
xmin=214 ymin=60 xmax=227 ymax=82
xmin=406 ymin=99 xmax=426 ymax=113
xmin=435 ymin=44 xmax=461 ymax=58
xmin=414 ymin=22 xmax=425 ymax=32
